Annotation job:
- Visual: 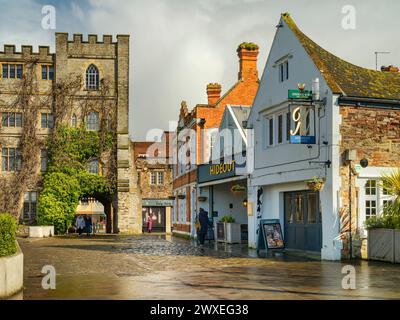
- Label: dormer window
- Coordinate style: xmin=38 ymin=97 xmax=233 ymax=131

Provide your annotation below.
xmin=86 ymin=64 xmax=99 ymax=90
xmin=279 ymin=60 xmax=289 ymax=82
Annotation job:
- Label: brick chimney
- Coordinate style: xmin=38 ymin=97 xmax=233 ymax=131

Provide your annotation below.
xmin=237 ymin=42 xmax=259 ymax=81
xmin=206 ymin=83 xmax=222 ymax=105
xmin=381 ymin=65 xmax=399 ymax=72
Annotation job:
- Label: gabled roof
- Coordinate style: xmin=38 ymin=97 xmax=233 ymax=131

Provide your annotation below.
xmin=282 ymin=13 xmax=400 ymax=100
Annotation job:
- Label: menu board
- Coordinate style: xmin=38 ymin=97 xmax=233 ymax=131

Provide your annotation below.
xmin=263 ymin=222 xmax=284 ymax=249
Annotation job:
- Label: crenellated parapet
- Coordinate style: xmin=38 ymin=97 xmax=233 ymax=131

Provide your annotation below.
xmin=0 ymin=44 xmax=54 ymax=63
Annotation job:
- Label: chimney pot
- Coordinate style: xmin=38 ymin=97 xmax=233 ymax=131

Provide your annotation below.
xmin=206 ymin=83 xmax=222 ymax=106
xmin=237 ymin=42 xmax=259 ymax=81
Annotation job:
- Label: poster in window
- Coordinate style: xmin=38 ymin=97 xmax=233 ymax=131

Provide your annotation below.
xmin=263 ymin=222 xmax=284 ymax=249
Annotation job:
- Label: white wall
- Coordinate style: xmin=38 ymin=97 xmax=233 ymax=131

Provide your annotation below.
xmin=213 ymin=181 xmax=248 ymax=224
xmin=247 ymin=16 xmax=342 ymax=260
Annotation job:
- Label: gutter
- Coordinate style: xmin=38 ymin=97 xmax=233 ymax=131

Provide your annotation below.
xmin=338 ymin=95 xmax=400 ymax=109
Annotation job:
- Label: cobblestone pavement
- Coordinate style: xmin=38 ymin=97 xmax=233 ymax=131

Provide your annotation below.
xmin=18 ymin=235 xmax=400 ymax=300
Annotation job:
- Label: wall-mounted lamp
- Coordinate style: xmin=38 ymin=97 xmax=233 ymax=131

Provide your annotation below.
xmin=242 ymin=199 xmax=248 ymax=207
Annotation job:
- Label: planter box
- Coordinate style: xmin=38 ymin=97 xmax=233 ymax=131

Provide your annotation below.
xmin=368 ymin=229 xmax=400 ymax=263
xmin=215 ymin=222 xmax=241 ymax=244
xmin=0 ymin=241 xmax=24 ymax=299
xmin=29 ymin=226 xmax=54 ymax=238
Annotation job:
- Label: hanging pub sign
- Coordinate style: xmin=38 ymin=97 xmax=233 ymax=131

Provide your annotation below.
xmin=288 ymin=89 xmax=312 ymax=100
xmin=289 ymin=103 xmax=316 ymax=145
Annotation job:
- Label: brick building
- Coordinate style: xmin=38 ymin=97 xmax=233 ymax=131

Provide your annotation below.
xmin=247 ymin=13 xmax=400 ymax=260
xmin=0 ymin=33 xmax=140 ymax=234
xmin=132 ymin=132 xmax=174 ymax=233
xmin=172 ymin=43 xmax=259 ymax=237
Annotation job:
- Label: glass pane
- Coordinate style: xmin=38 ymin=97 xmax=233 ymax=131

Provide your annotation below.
xmin=9 ymin=113 xmax=15 ymax=127
xmin=286 ymin=112 xmax=291 ymax=141
xmin=49 ymin=66 xmax=54 ymax=80
xmin=295 ymin=194 xmax=303 ymax=223
xmin=48 ymin=114 xmax=54 ymax=129
xmin=269 ymin=118 xmax=273 ymax=145
xmin=2 ymin=113 xmax=8 ymax=127
xmin=41 ymin=114 xmax=47 ymax=128
xmin=2 ymin=64 xmax=8 ymax=78
xmin=285 ymin=195 xmax=293 ymax=224
xmin=9 ymin=64 xmax=15 ymax=78
xmin=16 ymin=113 xmax=22 ymax=127
xmin=307 ymin=193 xmax=317 ymax=223
xmin=278 ymin=115 xmax=283 ymax=143
xmin=16 ymin=65 xmax=22 ymax=79
xmin=42 ymin=65 xmax=47 ymax=80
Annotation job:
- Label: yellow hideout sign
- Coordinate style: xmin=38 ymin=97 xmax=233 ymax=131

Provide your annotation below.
xmin=209 ymin=161 xmax=236 ymax=176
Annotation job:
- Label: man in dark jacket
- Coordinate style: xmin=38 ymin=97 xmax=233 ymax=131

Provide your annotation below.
xmin=198 ymin=208 xmax=209 ymax=245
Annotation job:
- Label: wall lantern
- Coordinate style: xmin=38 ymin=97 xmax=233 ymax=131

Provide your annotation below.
xmin=360 ymin=158 xmax=369 ymax=168
xmin=242 ymin=199 xmax=248 ymax=207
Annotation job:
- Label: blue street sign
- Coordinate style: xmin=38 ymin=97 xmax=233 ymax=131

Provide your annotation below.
xmin=290 ymin=135 xmax=316 ymax=144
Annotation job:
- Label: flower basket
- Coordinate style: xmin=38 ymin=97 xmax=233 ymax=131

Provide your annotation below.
xmin=306 ymin=177 xmax=325 ymax=191
xmin=231 ymin=184 xmax=246 ymax=196
xmin=198 ymin=196 xmax=207 ymax=202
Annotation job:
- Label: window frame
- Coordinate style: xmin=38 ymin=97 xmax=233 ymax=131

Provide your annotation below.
xmin=2 ymin=147 xmax=22 ymax=172
xmin=1 ymin=63 xmax=23 ymax=79
xmin=86 ymin=64 xmax=100 ymax=90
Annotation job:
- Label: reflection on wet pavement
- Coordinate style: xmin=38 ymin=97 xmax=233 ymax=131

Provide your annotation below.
xmin=18 ymin=235 xmax=400 ymax=300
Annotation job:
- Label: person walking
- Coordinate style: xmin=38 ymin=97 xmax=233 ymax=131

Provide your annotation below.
xmin=75 ymin=215 xmax=85 ymax=236
xmin=147 ymin=213 xmax=153 ymax=233
xmin=85 ymin=215 xmax=93 ymax=237
xmin=198 ymin=208 xmax=209 ymax=245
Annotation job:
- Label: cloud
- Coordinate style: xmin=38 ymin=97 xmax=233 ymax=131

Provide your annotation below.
xmin=1 ymin=0 xmax=400 ymax=140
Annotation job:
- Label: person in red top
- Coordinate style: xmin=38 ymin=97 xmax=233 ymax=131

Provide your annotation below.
xmin=147 ymin=213 xmax=153 ymax=233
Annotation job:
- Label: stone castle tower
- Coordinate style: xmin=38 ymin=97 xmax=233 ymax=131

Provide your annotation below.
xmin=0 ymin=33 xmax=141 ymax=234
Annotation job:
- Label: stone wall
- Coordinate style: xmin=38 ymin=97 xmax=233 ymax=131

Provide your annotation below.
xmin=339 ymin=105 xmax=400 ymax=258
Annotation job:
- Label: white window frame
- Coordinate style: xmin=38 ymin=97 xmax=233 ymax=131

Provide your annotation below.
xmin=358 ymin=177 xmax=396 ymax=236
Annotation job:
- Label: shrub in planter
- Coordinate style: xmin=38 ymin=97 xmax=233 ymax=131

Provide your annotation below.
xmin=220 ymin=215 xmax=236 ymax=223
xmin=0 ymin=213 xmax=17 ymax=257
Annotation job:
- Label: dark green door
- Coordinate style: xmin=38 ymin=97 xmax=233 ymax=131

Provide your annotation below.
xmin=284 ymin=191 xmax=322 ymax=252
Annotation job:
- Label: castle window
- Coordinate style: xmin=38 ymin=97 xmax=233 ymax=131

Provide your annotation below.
xmin=2 ymin=112 xmax=22 ymax=127
xmin=41 ymin=113 xmax=54 ymax=129
xmin=23 ymin=191 xmax=37 ymax=222
xmin=72 ymin=113 xmax=77 ymax=128
xmin=86 ymin=111 xmax=99 ymax=131
xmin=40 ymin=149 xmax=48 ymax=172
xmin=88 ymin=159 xmax=99 ymax=174
xmin=1 ymin=64 xmax=23 ymax=79
xmin=2 ymin=147 xmax=22 ymax=172
xmin=86 ymin=64 xmax=99 ymax=90
xmin=41 ymin=65 xmax=54 ymax=80
xmin=150 ymin=172 xmax=157 ymax=185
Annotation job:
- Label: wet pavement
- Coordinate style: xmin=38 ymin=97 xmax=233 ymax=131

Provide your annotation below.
xmin=18 ymin=234 xmax=400 ymax=300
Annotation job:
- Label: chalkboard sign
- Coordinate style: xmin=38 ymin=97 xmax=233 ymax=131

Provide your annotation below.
xmin=257 ymin=219 xmax=285 ymax=252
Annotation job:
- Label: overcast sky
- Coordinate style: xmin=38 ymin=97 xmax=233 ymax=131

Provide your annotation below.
xmin=1 ymin=0 xmax=399 ymax=140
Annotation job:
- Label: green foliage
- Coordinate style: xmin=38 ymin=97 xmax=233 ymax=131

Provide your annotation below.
xmin=220 ymin=215 xmax=236 ymax=223
xmin=365 ymin=169 xmax=400 ymax=230
xmin=0 ymin=213 xmax=17 ymax=257
xmin=37 ymin=126 xmax=113 ymax=234
xmin=237 ymin=42 xmax=259 ymax=52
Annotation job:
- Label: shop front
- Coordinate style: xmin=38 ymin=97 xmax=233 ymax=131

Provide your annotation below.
xmin=197 ymin=158 xmax=248 ymax=244
xmin=142 ymin=199 xmax=174 ymax=233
